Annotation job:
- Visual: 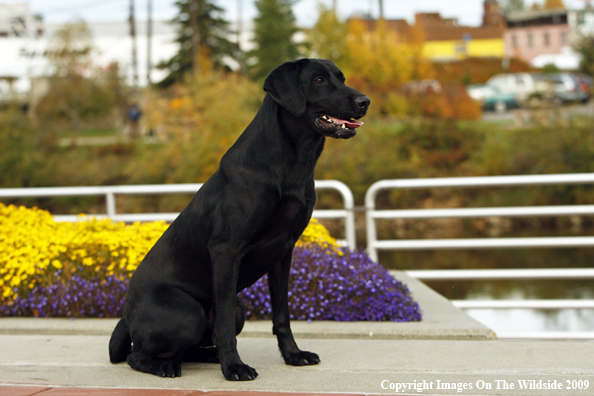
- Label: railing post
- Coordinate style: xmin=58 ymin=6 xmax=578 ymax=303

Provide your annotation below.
xmin=365 ymin=182 xmax=380 ymax=262
xmin=106 ymin=192 xmax=116 ymax=219
xmin=314 ymin=180 xmax=356 ymax=250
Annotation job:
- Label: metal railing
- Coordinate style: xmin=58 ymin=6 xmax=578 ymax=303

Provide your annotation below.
xmin=403 ymin=268 xmax=594 ymax=280
xmin=390 ymin=268 xmax=594 ymax=340
xmin=370 ymin=174 xmax=594 ymax=340
xmin=0 ymin=180 xmax=356 ymax=249
xmin=365 ymin=173 xmax=594 ymax=262
xmin=4 ymin=175 xmax=594 ymax=339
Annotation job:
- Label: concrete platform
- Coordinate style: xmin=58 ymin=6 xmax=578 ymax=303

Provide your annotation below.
xmin=0 ymin=272 xmax=495 ymax=341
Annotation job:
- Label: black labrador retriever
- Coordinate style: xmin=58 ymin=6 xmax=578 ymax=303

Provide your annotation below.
xmin=109 ymin=58 xmax=370 ymax=381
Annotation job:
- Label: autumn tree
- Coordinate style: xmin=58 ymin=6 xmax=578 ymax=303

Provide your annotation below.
xmin=341 ymin=18 xmax=433 ymax=90
xmin=35 ymin=21 xmax=124 ymax=131
xmin=544 ymin=0 xmax=566 ymax=9
xmin=530 ymin=0 xmax=565 ymax=10
xmin=47 ymin=20 xmax=93 ymax=76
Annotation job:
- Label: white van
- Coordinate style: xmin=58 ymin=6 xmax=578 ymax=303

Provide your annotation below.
xmin=486 ymin=73 xmax=552 ymax=104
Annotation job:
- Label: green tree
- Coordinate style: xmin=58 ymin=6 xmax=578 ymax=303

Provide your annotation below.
xmin=498 ymin=0 xmax=525 ymax=14
xmin=0 ymin=110 xmax=39 ymax=188
xmin=307 ymin=2 xmax=347 ymax=64
xmin=575 ymin=35 xmax=594 ymax=77
xmin=247 ymin=0 xmax=301 ymax=80
xmin=158 ymin=0 xmax=239 ymax=86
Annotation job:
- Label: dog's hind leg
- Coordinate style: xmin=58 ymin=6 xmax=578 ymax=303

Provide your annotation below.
xmin=127 ymin=291 xmax=209 ymax=377
xmin=183 ymin=297 xmax=246 ymax=363
xmin=127 ymin=349 xmax=183 ymax=378
xmin=109 ymin=318 xmax=132 ymax=363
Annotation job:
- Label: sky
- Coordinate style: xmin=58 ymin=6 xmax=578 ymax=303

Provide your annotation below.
xmin=27 ymin=0 xmax=593 ymax=28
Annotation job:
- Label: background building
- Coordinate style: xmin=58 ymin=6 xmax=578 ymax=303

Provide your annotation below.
xmin=504 ymin=8 xmax=570 ymax=63
xmin=358 ymin=0 xmax=505 ymax=61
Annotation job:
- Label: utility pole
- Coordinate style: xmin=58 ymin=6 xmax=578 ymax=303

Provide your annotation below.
xmin=237 ymin=0 xmax=242 ymax=51
xmin=147 ymin=0 xmax=153 ymax=85
xmin=333 ymin=0 xmax=337 ymax=12
xmin=129 ymin=0 xmax=139 ymax=87
xmin=189 ymin=0 xmax=200 ymax=73
xmin=378 ymin=0 xmax=384 ymax=20
xmin=236 ymin=0 xmax=243 ymax=72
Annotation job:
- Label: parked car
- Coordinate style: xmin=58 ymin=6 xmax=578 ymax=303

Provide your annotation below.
xmin=575 ymin=73 xmax=592 ymax=103
xmin=486 ymin=73 xmax=551 ymax=103
xmin=466 ymin=84 xmax=491 ymax=104
xmin=547 ymin=73 xmax=587 ymax=105
xmin=482 ymin=85 xmax=520 ymax=113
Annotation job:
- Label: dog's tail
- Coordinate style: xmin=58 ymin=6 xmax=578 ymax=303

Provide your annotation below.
xmin=109 ymin=318 xmax=132 ymax=363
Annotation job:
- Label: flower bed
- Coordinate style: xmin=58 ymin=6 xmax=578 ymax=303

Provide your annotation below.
xmin=0 ymin=203 xmax=421 ymax=321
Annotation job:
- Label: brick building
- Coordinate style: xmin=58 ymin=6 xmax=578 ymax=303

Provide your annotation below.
xmin=356 ymin=0 xmax=505 ymax=61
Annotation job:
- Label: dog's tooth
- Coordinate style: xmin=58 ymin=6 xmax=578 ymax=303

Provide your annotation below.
xmin=341 ymin=124 xmax=346 ymax=129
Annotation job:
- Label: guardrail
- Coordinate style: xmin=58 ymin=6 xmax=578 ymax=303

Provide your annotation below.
xmin=365 ymin=173 xmax=594 ymax=262
xmin=402 ymin=268 xmax=594 ymax=280
xmin=4 ymin=175 xmax=594 ymax=339
xmin=0 ymin=180 xmax=356 ymax=249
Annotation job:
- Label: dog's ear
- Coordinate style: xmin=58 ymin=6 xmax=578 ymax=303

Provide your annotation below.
xmin=263 ymin=60 xmax=307 ymax=117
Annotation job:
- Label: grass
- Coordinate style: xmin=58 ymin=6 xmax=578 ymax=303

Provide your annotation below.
xmin=57 ymin=127 xmax=121 ymax=139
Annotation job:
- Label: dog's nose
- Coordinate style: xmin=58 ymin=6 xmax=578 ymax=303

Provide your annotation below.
xmin=355 ymin=96 xmax=370 ymax=110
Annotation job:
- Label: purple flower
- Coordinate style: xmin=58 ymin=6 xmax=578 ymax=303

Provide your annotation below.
xmin=1 ymin=245 xmax=421 ymax=322
xmin=0 ymin=273 xmax=128 ymax=318
xmin=239 ymin=245 xmax=422 ymax=322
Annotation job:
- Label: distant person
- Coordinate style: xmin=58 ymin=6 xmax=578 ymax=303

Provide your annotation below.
xmin=128 ymin=104 xmax=142 ymax=139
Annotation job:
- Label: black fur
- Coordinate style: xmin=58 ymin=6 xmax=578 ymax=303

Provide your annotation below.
xmin=108 ymin=58 xmax=369 ymax=381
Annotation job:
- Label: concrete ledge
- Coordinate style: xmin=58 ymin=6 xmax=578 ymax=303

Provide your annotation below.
xmin=0 ymin=271 xmax=495 ymax=340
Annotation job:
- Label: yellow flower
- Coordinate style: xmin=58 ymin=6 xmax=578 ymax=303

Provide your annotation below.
xmin=0 ymin=202 xmax=338 ymax=304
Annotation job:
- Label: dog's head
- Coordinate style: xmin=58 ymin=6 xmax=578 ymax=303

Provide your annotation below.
xmin=263 ymin=58 xmax=370 ymax=139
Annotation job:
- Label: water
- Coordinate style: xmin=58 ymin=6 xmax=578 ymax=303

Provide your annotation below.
xmin=381 ymin=248 xmax=594 ymax=335
xmin=466 ymin=308 xmax=594 ymax=334
xmin=424 ymin=278 xmax=594 ymax=334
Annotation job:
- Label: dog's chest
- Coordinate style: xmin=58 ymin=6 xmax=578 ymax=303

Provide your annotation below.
xmin=236 ymin=197 xmax=313 ymax=291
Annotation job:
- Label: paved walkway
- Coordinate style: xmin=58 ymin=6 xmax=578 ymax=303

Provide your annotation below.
xmin=1 ymin=335 xmax=593 ymax=396
xmin=0 ymin=386 xmax=370 ymax=396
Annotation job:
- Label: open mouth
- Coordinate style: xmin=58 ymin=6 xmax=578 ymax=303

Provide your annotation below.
xmin=315 ymin=114 xmax=364 ymax=139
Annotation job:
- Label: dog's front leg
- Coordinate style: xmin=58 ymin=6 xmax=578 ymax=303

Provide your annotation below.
xmin=269 ymin=251 xmax=320 ymax=366
xmin=211 ymin=246 xmax=258 ymax=381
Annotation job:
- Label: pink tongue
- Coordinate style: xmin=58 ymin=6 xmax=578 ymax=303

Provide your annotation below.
xmin=328 ymin=115 xmax=363 ymax=129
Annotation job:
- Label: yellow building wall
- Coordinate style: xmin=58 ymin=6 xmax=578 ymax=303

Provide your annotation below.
xmin=422 ymin=38 xmax=504 ymax=60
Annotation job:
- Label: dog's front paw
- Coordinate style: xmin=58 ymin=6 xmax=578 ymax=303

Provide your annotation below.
xmin=222 ymin=363 xmax=258 ymax=381
xmin=283 ymin=350 xmax=320 ymax=366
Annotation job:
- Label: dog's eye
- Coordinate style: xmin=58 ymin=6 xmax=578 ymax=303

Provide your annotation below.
xmin=314 ymin=77 xmax=325 ymax=84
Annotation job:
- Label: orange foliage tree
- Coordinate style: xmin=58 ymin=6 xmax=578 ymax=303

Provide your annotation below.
xmin=308 ymin=14 xmax=480 ymax=120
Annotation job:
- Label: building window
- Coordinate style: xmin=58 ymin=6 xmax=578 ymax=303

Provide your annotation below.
xmin=544 ymin=32 xmax=550 ymax=46
xmin=528 ymin=33 xmax=534 ymax=48
xmin=561 ymin=31 xmax=567 ymax=45
xmin=511 ymin=34 xmax=518 ymax=47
